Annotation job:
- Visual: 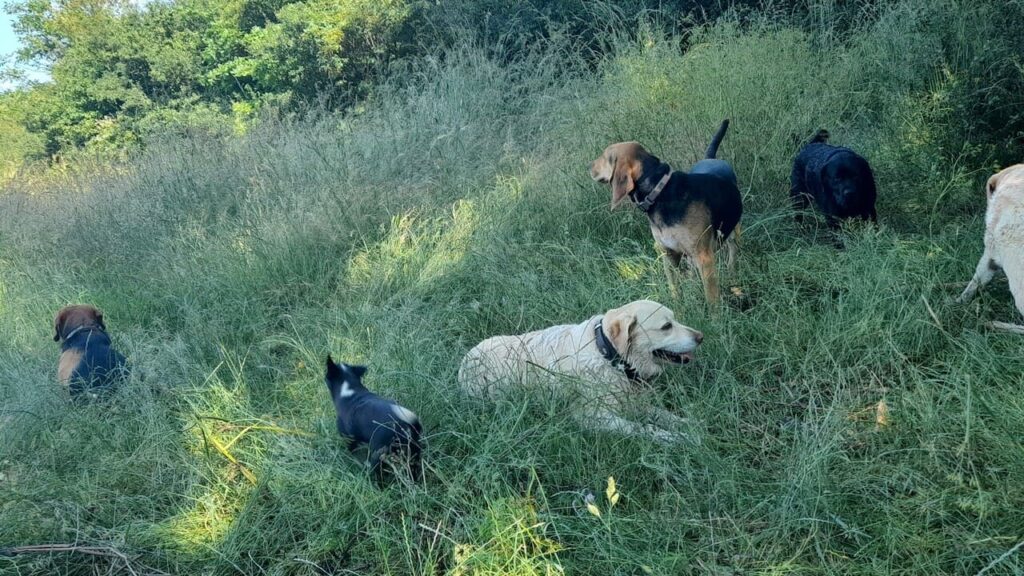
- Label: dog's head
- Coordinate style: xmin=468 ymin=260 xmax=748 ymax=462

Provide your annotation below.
xmin=325 ymin=355 xmax=368 ymax=406
xmin=590 ymin=142 xmax=660 ymax=210
xmin=985 ymin=165 xmax=1024 ymax=200
xmin=602 ymin=299 xmax=703 ymax=379
xmin=822 ymin=151 xmax=876 ymax=210
xmin=53 ymin=305 xmax=106 ymax=342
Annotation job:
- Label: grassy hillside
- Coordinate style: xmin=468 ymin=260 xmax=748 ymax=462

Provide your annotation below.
xmin=2 ymin=2 xmax=1023 ymax=574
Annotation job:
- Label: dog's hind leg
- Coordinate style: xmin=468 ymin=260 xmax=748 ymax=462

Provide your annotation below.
xmin=957 ymin=253 xmax=999 ymax=303
xmin=695 ymin=242 xmax=720 ymax=305
xmin=725 ymin=225 xmax=740 ymax=274
xmin=367 ymin=444 xmax=390 ymax=485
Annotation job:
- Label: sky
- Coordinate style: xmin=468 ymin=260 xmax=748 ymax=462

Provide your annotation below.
xmin=1 ymin=6 xmax=51 ymax=90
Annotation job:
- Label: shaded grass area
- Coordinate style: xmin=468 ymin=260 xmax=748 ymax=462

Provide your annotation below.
xmin=2 ymin=2 xmax=1024 ymax=574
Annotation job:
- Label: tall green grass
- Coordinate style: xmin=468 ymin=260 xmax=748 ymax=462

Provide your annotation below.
xmin=2 ymin=1 xmax=1023 ymax=574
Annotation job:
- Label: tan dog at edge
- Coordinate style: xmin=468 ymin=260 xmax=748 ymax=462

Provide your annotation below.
xmin=458 ymin=300 xmax=703 ymax=444
xmin=957 ymin=164 xmax=1024 ymax=333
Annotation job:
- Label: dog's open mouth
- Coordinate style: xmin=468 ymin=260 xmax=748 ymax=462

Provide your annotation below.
xmin=654 ymin=349 xmax=695 ymax=365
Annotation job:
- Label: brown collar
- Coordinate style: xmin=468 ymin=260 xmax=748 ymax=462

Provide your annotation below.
xmin=635 ymin=168 xmax=672 ymax=212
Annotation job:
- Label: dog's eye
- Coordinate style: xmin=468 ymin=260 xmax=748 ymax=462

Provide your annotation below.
xmin=661 ymin=323 xmax=672 ymax=330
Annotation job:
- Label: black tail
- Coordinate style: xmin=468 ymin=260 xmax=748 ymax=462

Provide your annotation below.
xmin=810 ymin=128 xmax=830 ymax=144
xmin=705 ymin=119 xmax=730 ymax=159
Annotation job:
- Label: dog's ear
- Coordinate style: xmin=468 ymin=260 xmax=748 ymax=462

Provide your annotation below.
xmin=604 ymin=309 xmax=636 ymax=357
xmin=986 ymin=172 xmax=1000 ymax=198
xmin=53 ymin=309 xmax=66 ymax=342
xmin=95 ymin=310 xmax=106 ymax=331
xmin=611 ymin=155 xmax=638 ymax=210
xmin=325 ymin=355 xmax=342 ymax=397
xmin=350 ymin=365 xmax=367 ymax=379
xmin=326 ymin=355 xmax=342 ymax=379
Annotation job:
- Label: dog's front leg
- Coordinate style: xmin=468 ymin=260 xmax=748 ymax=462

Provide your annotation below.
xmin=957 ymin=252 xmax=998 ymax=303
xmin=590 ymin=408 xmax=686 ymax=444
xmin=661 ymin=249 xmax=683 ymax=298
xmin=649 ymin=406 xmax=692 ymax=428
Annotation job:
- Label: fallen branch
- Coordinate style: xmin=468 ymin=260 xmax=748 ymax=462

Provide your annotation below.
xmin=0 ymin=543 xmax=168 ymax=576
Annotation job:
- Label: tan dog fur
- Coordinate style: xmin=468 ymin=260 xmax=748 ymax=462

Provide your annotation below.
xmin=458 ymin=300 xmax=703 ymax=443
xmin=957 ymin=164 xmax=1024 ymax=333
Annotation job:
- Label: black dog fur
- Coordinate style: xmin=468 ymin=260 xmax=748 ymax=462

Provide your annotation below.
xmin=790 ymin=129 xmax=877 ymax=227
xmin=629 ymin=120 xmax=742 ymax=234
xmin=325 ymin=356 xmax=423 ymax=483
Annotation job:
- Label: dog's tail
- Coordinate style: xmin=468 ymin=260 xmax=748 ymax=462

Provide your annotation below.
xmin=705 ymin=119 xmax=730 ymax=159
xmin=810 ymin=128 xmax=830 ymax=144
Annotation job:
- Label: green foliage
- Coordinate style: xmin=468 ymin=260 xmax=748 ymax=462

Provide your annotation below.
xmin=0 ymin=91 xmax=45 ymax=179
xmin=0 ymin=0 xmax=897 ymax=166
xmin=2 ymin=1 xmax=1024 ymax=574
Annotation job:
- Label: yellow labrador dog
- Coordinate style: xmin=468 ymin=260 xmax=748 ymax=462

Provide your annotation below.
xmin=458 ymin=300 xmax=703 ymax=443
xmin=957 ymin=164 xmax=1024 ymax=333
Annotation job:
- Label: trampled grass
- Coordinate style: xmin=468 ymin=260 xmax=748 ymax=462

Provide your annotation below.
xmin=1 ymin=2 xmax=1023 ymax=574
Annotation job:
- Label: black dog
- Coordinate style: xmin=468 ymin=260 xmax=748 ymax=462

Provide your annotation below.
xmin=54 ymin=304 xmax=128 ymax=397
xmin=790 ymin=129 xmax=877 ymax=227
xmin=325 ymin=356 xmax=423 ymax=482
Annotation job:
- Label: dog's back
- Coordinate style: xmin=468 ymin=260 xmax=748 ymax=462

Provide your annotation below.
xmin=691 ymin=119 xmax=738 ymax=187
xmin=61 ymin=331 xmax=127 ymax=394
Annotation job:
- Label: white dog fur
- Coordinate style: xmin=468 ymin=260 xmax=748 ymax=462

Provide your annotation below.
xmin=957 ymin=164 xmax=1024 ymax=333
xmin=458 ymin=299 xmax=703 ymax=443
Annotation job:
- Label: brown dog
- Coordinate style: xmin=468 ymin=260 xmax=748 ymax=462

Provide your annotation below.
xmin=54 ymin=305 xmax=128 ymax=395
xmin=590 ymin=121 xmax=743 ymax=304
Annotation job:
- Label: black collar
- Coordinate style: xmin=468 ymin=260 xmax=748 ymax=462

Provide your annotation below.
xmin=594 ymin=320 xmax=644 ymax=384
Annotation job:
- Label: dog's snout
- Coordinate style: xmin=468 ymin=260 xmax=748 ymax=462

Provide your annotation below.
xmin=692 ymin=330 xmax=704 ymax=345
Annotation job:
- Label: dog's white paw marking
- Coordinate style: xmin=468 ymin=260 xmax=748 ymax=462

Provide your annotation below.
xmin=391 ymin=404 xmax=418 ymax=424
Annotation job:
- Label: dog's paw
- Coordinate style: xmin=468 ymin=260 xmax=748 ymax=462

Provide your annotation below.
xmin=652 ymin=429 xmax=700 ymax=446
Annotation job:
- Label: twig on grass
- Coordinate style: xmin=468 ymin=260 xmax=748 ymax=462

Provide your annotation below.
xmin=975 ymin=539 xmax=1024 ymax=576
xmin=0 ymin=543 xmax=169 ymax=576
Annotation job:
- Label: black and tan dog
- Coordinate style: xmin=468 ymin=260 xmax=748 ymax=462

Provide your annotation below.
xmin=53 ymin=304 xmax=128 ymax=396
xmin=790 ymin=129 xmax=877 ymax=227
xmin=590 ymin=120 xmax=743 ymax=303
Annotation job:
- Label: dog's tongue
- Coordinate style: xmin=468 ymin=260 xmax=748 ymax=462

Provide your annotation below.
xmin=680 ymin=351 xmax=695 ymax=364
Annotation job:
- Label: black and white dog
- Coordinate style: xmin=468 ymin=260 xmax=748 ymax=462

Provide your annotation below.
xmin=790 ymin=129 xmax=877 ymax=228
xmin=325 ymin=356 xmax=423 ymax=482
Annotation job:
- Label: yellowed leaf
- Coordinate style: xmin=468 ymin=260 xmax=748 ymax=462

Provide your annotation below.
xmin=876 ymin=400 xmax=890 ymax=427
xmin=606 ymin=476 xmax=617 ymax=501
